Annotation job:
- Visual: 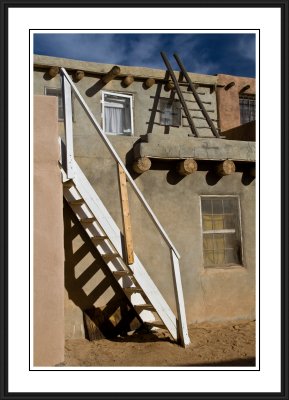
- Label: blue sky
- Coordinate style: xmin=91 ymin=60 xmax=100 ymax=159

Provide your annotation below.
xmin=34 ymin=33 xmax=255 ymax=77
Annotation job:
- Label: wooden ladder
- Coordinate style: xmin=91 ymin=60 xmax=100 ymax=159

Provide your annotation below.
xmin=161 ymin=51 xmax=220 ymax=138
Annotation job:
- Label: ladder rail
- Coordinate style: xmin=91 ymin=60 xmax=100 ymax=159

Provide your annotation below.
xmin=173 ymin=52 xmax=221 ymax=138
xmin=160 ymin=52 xmax=199 ymax=138
xmin=60 ymin=67 xmax=180 ymax=259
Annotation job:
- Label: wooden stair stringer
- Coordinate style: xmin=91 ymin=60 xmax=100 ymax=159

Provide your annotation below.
xmin=62 ymin=161 xmax=178 ymax=342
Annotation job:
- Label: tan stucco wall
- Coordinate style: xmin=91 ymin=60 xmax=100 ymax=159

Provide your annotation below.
xmin=217 ymin=74 xmax=255 ymax=132
xmin=34 ymin=95 xmax=64 ymax=365
xmin=33 ymin=57 xmax=255 ymax=339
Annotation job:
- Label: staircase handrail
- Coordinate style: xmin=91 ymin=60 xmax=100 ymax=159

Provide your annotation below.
xmin=60 ymin=67 xmax=180 ymax=259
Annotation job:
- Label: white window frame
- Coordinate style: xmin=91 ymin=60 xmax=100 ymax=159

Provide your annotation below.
xmin=199 ymin=195 xmax=244 ymax=268
xmin=101 ymin=91 xmax=134 ymax=136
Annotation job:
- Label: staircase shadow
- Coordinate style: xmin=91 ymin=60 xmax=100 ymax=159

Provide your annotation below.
xmin=110 ymin=330 xmax=174 ymax=344
xmin=63 ymin=201 xmax=142 ymax=340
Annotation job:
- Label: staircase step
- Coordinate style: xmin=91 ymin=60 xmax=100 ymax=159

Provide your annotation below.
xmin=123 ymin=286 xmax=144 ymax=294
xmin=80 ymin=217 xmax=96 ymax=223
xmin=63 ymin=180 xmax=74 ymax=188
xmin=102 ymin=252 xmax=119 ymax=262
xmin=112 ymin=270 xmax=130 ymax=278
xmin=145 ymin=321 xmax=166 ymax=329
xmin=69 ymin=198 xmax=85 ymax=205
xmin=134 ymin=304 xmax=155 ymax=312
xmin=91 ymin=235 xmax=108 ymax=243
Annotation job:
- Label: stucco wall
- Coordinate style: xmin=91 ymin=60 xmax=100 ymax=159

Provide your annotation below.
xmin=34 ymin=95 xmax=64 ymax=365
xmin=33 ymin=56 xmax=218 ymax=139
xmin=34 ymin=58 xmax=256 ymax=339
xmin=72 ymin=137 xmax=256 ymax=324
xmin=217 ymin=74 xmax=256 ymax=132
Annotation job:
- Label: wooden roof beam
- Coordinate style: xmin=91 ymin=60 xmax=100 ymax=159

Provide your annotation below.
xmin=101 ymin=66 xmax=121 ymax=84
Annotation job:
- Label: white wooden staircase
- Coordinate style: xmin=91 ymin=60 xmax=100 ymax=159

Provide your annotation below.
xmin=60 ymin=68 xmax=190 ymax=347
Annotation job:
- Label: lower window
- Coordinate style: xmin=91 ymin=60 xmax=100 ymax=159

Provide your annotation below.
xmin=200 ymin=196 xmax=243 ymax=267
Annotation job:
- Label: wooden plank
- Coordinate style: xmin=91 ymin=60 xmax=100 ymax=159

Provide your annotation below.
xmin=62 ymin=75 xmax=75 ymax=179
xmin=117 ymin=164 xmax=134 ymax=265
xmin=170 ymin=250 xmax=191 ymax=347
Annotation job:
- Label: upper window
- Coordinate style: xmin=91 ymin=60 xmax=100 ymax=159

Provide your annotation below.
xmin=159 ymin=98 xmax=182 ymax=127
xmin=201 ymin=196 xmax=243 ymax=268
xmin=44 ymin=87 xmax=64 ymax=121
xmin=239 ymin=94 xmax=255 ymax=125
xmin=102 ymin=92 xmax=133 ymax=135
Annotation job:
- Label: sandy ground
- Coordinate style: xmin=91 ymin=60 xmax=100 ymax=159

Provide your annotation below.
xmin=64 ymin=319 xmax=255 ymax=367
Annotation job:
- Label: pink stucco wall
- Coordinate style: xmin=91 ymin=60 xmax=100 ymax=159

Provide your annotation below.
xmin=34 ymin=95 xmax=64 ymax=366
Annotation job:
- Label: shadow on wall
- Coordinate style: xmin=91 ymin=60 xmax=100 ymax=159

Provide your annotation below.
xmin=63 ymin=202 xmax=141 ymax=340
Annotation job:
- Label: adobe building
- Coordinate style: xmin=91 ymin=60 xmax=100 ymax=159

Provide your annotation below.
xmin=33 ymin=54 xmax=256 ymax=366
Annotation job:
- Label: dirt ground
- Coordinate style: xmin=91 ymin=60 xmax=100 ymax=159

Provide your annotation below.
xmin=64 ymin=319 xmax=255 ymax=367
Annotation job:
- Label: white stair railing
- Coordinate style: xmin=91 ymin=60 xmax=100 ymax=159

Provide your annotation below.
xmin=61 ymin=68 xmax=190 ymax=347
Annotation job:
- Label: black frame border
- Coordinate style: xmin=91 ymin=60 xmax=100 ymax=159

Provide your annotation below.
xmin=1 ymin=0 xmax=288 ymax=399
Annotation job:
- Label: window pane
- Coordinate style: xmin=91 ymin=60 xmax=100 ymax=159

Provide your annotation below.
xmin=104 ymin=93 xmax=132 ymax=135
xmin=212 ymin=198 xmax=223 ymax=214
xmin=204 ymin=250 xmax=215 ymax=266
xmin=214 ymin=250 xmax=225 ymax=265
xmin=224 ymin=214 xmax=235 ymax=229
xmin=201 ymin=199 xmax=212 ymax=214
xmin=212 ymin=215 xmax=224 ymax=230
xmin=203 ymin=215 xmax=213 ymax=231
xmin=239 ymin=95 xmax=255 ymax=124
xmin=203 ymin=234 xmax=214 ymax=250
xmin=201 ymin=196 xmax=242 ymax=267
xmin=159 ymin=99 xmax=181 ymax=126
xmin=224 ymin=233 xmax=238 ymax=249
xmin=214 ymin=233 xmax=225 ymax=250
xmin=225 ymin=248 xmax=241 ymax=265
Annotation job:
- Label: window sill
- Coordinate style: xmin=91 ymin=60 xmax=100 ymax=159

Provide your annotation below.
xmin=203 ymin=264 xmax=247 ymax=272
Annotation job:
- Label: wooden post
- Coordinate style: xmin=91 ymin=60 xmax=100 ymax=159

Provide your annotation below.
xmin=62 ymin=74 xmax=75 ymax=179
xmin=239 ymin=84 xmax=251 ymax=93
xmin=48 ymin=66 xmax=59 ymax=78
xmin=164 ymin=81 xmax=174 ymax=91
xmin=117 ymin=164 xmax=134 ymax=265
xmin=170 ymin=250 xmax=191 ymax=347
xmin=144 ymin=78 xmax=155 ymax=89
xmin=224 ymin=81 xmax=235 ymax=90
xmin=73 ymin=70 xmax=85 ymax=81
xmin=132 ymin=157 xmax=151 ymax=174
xmin=216 ymin=160 xmax=236 ymax=176
xmin=177 ymin=159 xmax=198 ymax=176
xmin=101 ymin=66 xmax=121 ymax=84
xmin=122 ymin=75 xmax=134 ymax=87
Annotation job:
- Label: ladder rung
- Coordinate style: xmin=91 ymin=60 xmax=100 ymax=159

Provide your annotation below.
xmin=180 ymin=90 xmax=206 ymax=95
xmin=69 ymin=198 xmax=84 ymax=205
xmin=102 ymin=252 xmax=119 ymax=262
xmin=145 ymin=321 xmax=166 ymax=329
xmin=63 ymin=180 xmax=74 ymax=188
xmin=80 ymin=217 xmax=96 ymax=223
xmin=123 ymin=286 xmax=143 ymax=294
xmin=112 ymin=270 xmax=130 ymax=278
xmin=91 ymin=235 xmax=108 ymax=243
xmin=180 ymin=100 xmax=212 ymax=104
xmin=134 ymin=304 xmax=155 ymax=312
xmin=186 ymin=108 xmax=214 ymax=113
xmin=183 ymin=115 xmax=218 ymax=122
